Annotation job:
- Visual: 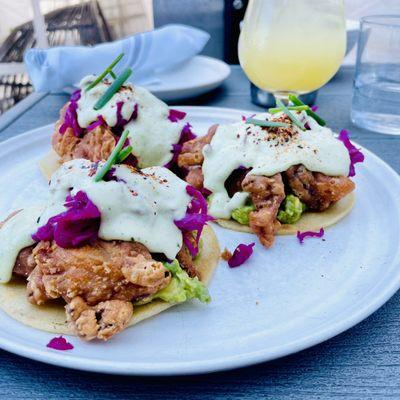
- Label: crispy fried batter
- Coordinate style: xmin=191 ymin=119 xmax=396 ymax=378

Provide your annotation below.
xmin=121 ymin=254 xmax=170 ymax=289
xmin=52 ymin=103 xmax=116 ymax=163
xmin=221 ymin=248 xmax=232 ymax=261
xmin=74 ymin=125 xmax=115 ymax=161
xmin=65 ymin=297 xmax=99 ymax=340
xmin=66 ymin=296 xmax=133 ymax=341
xmin=29 ymin=240 xmax=171 ymax=306
xmin=27 ymin=264 xmax=48 ymax=305
xmin=19 ymin=239 xmax=199 ymax=340
xmin=2 ymin=199 xmax=197 ymax=342
xmin=176 ymin=244 xmax=197 ymax=278
xmin=185 ymin=166 xmax=204 ymax=190
xmin=177 ymin=124 xmax=217 ymax=168
xmin=24 ymin=239 xmax=172 ymax=340
xmin=242 ymin=173 xmax=285 ymax=248
xmin=285 ymin=165 xmax=355 ymax=211
xmin=4 ymin=217 xmax=198 ymax=341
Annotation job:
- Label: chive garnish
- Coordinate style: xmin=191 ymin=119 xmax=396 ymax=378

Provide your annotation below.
xmin=93 ymin=68 xmax=132 ymax=110
xmin=275 ymin=99 xmax=305 ymax=130
xmin=246 ymin=118 xmax=290 ymax=128
xmin=268 ymin=105 xmax=309 ymax=114
xmin=94 ymin=129 xmax=130 ymax=182
xmin=109 ymin=70 xmax=117 ymax=79
xmin=85 ymin=52 xmax=124 ymax=92
xmin=116 ymin=145 xmax=133 ymax=163
xmin=288 ymin=94 xmax=326 ymax=126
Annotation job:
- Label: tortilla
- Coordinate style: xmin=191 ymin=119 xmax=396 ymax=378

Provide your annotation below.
xmin=0 ymin=225 xmax=220 ymax=335
xmin=217 ymin=192 xmax=355 ymax=235
xmin=38 ymin=150 xmax=62 ymax=181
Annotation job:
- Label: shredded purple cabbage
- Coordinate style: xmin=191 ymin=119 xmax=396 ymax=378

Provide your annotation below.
xmin=228 ymin=242 xmax=255 ymax=267
xmin=338 ymin=129 xmax=365 ymax=177
xmin=297 ymin=228 xmax=325 ymax=244
xmin=116 ymin=101 xmax=125 ymax=126
xmin=311 ymin=105 xmax=318 ymax=112
xmin=59 ymin=90 xmax=83 ymax=137
xmin=115 ymin=102 xmax=138 ymax=133
xmin=122 ymin=137 xmax=130 ymax=148
xmin=86 ymin=115 xmax=106 ymax=131
xmin=47 ymin=336 xmax=74 ymax=351
xmin=32 ymin=191 xmax=101 ymax=248
xmin=70 ymin=90 xmax=81 ymax=102
xmin=174 ymin=186 xmax=214 ymax=257
xmin=181 ymin=122 xmax=197 ymax=142
xmin=168 ymin=109 xmax=187 ymax=122
xmin=122 ymin=153 xmax=138 ymax=168
xmin=201 ymin=187 xmax=212 ymax=197
xmin=164 ymin=123 xmax=197 ymax=170
xmin=103 ymin=167 xmax=127 ymax=183
xmin=164 ymin=143 xmax=182 ymax=170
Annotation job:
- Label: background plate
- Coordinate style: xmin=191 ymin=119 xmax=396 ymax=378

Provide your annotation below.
xmin=0 ymin=106 xmax=399 ymax=376
xmin=143 ymin=56 xmax=231 ymax=101
xmin=67 ymin=56 xmax=231 ymax=102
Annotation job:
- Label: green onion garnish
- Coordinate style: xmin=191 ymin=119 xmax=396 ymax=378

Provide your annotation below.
xmin=288 ymin=94 xmax=326 ymax=126
xmin=246 ymin=118 xmax=290 ymax=128
xmin=93 ymin=67 xmax=132 ymax=110
xmin=275 ymin=98 xmax=305 ymax=130
xmin=94 ymin=129 xmax=130 ymax=182
xmin=109 ymin=70 xmax=117 ymax=79
xmin=116 ymin=145 xmax=133 ymax=163
xmin=268 ymin=105 xmax=309 ymax=114
xmin=85 ymin=52 xmax=124 ymax=92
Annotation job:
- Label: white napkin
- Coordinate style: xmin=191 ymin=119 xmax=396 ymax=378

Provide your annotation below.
xmin=24 ymin=24 xmax=210 ymax=92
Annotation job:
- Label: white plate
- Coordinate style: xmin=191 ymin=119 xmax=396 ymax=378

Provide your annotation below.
xmin=0 ymin=106 xmax=399 ymax=376
xmin=142 ymin=56 xmax=231 ymax=101
xmin=67 ymin=56 xmax=231 ymax=102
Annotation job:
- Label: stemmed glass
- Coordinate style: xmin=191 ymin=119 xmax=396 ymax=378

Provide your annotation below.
xmin=238 ymin=0 xmax=346 ymax=104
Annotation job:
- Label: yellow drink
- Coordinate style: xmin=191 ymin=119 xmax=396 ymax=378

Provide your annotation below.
xmin=239 ymin=0 xmax=346 ymax=95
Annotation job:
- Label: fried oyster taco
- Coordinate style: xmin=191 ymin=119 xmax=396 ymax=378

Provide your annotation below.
xmin=177 ymin=99 xmax=363 ymax=248
xmin=0 ymin=156 xmax=218 ymax=341
xmin=40 ymin=54 xmax=194 ymax=180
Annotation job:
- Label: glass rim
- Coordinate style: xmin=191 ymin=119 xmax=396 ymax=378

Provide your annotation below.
xmin=361 ymin=15 xmax=400 ymax=28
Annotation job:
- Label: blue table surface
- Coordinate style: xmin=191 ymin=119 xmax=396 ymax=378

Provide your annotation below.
xmin=0 ymin=66 xmax=399 ymax=399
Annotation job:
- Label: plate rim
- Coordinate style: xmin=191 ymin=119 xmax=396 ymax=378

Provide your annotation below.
xmin=146 ymin=55 xmax=231 ymax=94
xmin=0 ymin=105 xmax=400 ymax=376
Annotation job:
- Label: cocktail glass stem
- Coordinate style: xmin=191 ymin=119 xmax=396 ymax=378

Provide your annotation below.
xmin=274 ymin=92 xmax=298 ymax=106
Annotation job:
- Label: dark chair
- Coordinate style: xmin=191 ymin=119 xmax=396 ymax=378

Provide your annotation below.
xmin=0 ymin=1 xmax=112 ymax=115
